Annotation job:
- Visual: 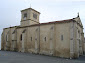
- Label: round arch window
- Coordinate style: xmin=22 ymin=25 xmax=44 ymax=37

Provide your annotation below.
xmin=20 ymin=34 xmax=22 ymax=41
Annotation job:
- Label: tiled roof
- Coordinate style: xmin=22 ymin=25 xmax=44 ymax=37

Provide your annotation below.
xmin=21 ymin=8 xmax=40 ymax=14
xmin=39 ymin=19 xmax=74 ymax=25
xmin=4 ymin=18 xmax=74 ymax=29
xmin=18 ymin=19 xmax=74 ymax=28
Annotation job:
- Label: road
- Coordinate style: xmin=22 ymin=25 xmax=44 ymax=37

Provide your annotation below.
xmin=0 ymin=51 xmax=85 ymax=63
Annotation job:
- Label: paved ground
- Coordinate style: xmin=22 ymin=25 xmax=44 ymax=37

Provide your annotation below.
xmin=0 ymin=51 xmax=85 ymax=63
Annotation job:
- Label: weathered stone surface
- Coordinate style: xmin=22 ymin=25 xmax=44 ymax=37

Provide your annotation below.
xmin=1 ymin=8 xmax=84 ymax=59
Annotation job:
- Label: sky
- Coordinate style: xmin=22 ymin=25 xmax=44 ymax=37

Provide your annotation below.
xmin=0 ymin=0 xmax=85 ymax=49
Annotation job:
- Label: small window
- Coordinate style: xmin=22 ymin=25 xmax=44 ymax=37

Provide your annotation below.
xmin=31 ymin=37 xmax=32 ymax=41
xmin=23 ymin=13 xmax=27 ymax=18
xmin=33 ymin=13 xmax=37 ymax=19
xmin=20 ymin=34 xmax=22 ymax=41
xmin=78 ymin=30 xmax=80 ymax=38
xmin=44 ymin=37 xmax=46 ymax=41
xmin=61 ymin=35 xmax=63 ymax=41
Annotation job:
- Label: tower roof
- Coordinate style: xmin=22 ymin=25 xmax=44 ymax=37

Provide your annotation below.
xmin=21 ymin=8 xmax=40 ymax=14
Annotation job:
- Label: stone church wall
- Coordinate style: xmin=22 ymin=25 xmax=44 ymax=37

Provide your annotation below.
xmin=27 ymin=26 xmax=39 ymax=53
xmin=55 ymin=23 xmax=70 ymax=58
xmin=39 ymin=24 xmax=55 ymax=55
xmin=1 ymin=8 xmax=84 ymax=59
xmin=39 ymin=22 xmax=71 ymax=58
xmin=17 ymin=27 xmax=25 ymax=52
xmin=1 ymin=21 xmax=84 ymax=58
xmin=3 ymin=28 xmax=10 ymax=51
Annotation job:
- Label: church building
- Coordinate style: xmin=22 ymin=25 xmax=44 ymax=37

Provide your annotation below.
xmin=1 ymin=8 xmax=85 ymax=59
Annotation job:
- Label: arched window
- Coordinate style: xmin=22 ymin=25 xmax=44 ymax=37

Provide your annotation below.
xmin=20 ymin=34 xmax=22 ymax=41
xmin=31 ymin=37 xmax=32 ymax=41
xmin=61 ymin=35 xmax=63 ymax=41
xmin=33 ymin=13 xmax=37 ymax=19
xmin=23 ymin=13 xmax=27 ymax=18
xmin=6 ymin=34 xmax=8 ymax=42
xmin=44 ymin=37 xmax=46 ymax=41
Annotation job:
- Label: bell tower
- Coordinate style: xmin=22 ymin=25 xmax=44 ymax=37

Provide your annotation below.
xmin=20 ymin=8 xmax=40 ymax=26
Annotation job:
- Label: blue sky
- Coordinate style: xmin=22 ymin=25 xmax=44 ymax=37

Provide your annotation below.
xmin=0 ymin=0 xmax=85 ymax=49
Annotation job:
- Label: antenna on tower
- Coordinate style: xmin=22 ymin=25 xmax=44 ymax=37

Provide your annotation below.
xmin=30 ymin=4 xmax=31 ymax=8
xmin=77 ymin=12 xmax=79 ymax=17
